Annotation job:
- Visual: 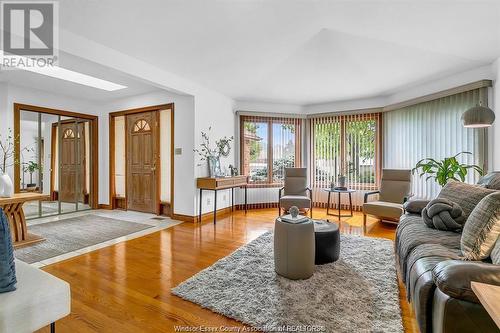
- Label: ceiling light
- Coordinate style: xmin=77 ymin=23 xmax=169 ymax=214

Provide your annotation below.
xmin=462 ymin=102 xmax=496 ymax=128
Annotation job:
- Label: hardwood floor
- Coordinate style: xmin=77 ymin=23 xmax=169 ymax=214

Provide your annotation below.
xmin=37 ymin=208 xmax=419 ymax=333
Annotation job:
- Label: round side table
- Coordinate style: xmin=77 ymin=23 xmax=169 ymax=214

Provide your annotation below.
xmin=323 ymin=188 xmax=356 ymax=219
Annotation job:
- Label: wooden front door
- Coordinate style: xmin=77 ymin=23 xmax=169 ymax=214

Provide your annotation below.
xmin=126 ymin=112 xmax=157 ymax=213
xmin=59 ymin=122 xmax=86 ymax=203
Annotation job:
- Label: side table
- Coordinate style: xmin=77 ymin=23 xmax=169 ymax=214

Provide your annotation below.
xmin=323 ymin=188 xmax=356 ymax=219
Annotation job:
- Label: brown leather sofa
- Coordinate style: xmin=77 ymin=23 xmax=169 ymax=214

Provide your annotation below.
xmin=395 ymin=174 xmax=500 ymax=333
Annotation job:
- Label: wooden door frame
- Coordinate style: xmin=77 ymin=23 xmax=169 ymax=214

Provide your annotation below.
xmin=50 ymin=119 xmax=89 ymax=201
xmin=13 ymin=103 xmax=99 ymax=209
xmin=109 ymin=104 xmax=174 ymax=216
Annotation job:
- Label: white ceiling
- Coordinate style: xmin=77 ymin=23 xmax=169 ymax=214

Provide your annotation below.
xmin=0 ymin=51 xmax=163 ymax=102
xmin=54 ymin=1 xmax=500 ymax=105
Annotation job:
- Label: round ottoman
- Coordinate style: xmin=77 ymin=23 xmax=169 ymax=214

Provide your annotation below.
xmin=313 ymin=220 xmax=340 ymax=264
xmin=274 ymin=217 xmax=315 ymax=280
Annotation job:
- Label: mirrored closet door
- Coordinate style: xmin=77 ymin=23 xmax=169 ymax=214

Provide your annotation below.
xmin=16 ymin=106 xmax=97 ymax=220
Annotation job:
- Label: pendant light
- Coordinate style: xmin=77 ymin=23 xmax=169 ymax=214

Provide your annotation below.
xmin=462 ymin=101 xmax=495 ymax=128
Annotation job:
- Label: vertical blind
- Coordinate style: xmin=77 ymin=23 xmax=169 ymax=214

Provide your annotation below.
xmin=383 ymin=88 xmax=486 ymax=199
xmin=309 ymin=113 xmax=381 ymax=210
xmin=240 ymin=115 xmax=302 ymax=184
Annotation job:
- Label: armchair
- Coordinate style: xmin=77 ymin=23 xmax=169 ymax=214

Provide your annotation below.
xmin=363 ymin=169 xmax=412 ymax=233
xmin=278 ymin=168 xmax=313 ymax=217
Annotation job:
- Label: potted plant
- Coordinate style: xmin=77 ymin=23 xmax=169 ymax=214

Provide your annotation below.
xmin=23 ymin=161 xmax=40 ymax=190
xmin=334 ymin=162 xmax=357 ymax=189
xmin=194 ymin=127 xmax=234 ymax=177
xmin=412 ymin=152 xmax=483 ymax=186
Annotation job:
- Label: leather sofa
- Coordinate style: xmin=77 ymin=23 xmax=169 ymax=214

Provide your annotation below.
xmin=395 ymin=175 xmax=500 ymax=333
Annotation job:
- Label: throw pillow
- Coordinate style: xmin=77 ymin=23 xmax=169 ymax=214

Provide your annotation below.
xmin=477 ymin=172 xmax=500 ymax=190
xmin=461 ymin=192 xmax=500 ymax=260
xmin=422 ymin=198 xmax=465 ymax=232
xmin=403 ymin=199 xmax=429 ymax=215
xmin=0 ymin=208 xmax=16 ymax=292
xmin=491 ymin=238 xmax=500 ymax=265
xmin=438 ymin=181 xmax=496 ymax=219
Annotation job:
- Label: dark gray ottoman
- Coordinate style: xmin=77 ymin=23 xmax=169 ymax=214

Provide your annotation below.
xmin=313 ymin=220 xmax=340 ymax=264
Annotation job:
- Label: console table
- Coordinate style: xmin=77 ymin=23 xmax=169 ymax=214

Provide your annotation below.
xmin=0 ymin=193 xmax=49 ymax=248
xmin=196 ymin=176 xmax=248 ymax=224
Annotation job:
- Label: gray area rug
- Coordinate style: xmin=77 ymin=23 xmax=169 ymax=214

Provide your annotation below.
xmin=172 ymin=232 xmax=403 ymax=333
xmin=15 ymin=214 xmax=154 ymax=263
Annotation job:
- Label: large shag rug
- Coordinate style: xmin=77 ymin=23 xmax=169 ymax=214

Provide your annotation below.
xmin=172 ymin=232 xmax=403 ymax=333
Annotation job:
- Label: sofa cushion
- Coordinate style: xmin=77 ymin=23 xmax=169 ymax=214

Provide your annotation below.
xmin=405 ymin=244 xmax=460 ymax=299
xmin=363 ymin=201 xmax=404 ymax=219
xmin=461 ymin=192 xmax=500 ymax=260
xmin=395 ymin=214 xmax=461 ymax=283
xmin=437 ymin=181 xmax=496 ymax=219
xmin=0 ymin=208 xmax=16 ymax=293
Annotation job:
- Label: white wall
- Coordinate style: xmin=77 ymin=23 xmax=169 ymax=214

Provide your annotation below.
xmin=194 ymin=91 xmax=237 ymax=215
xmin=303 ymin=96 xmax=385 ymax=114
xmin=235 ymin=100 xmax=304 ymax=114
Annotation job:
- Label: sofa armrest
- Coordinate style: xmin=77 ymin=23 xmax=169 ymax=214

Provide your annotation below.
xmin=403 ymin=199 xmax=430 ymax=215
xmin=364 ymin=191 xmax=379 ymax=203
xmin=306 ymin=187 xmax=312 ymax=200
xmin=432 ymin=260 xmax=500 ymax=304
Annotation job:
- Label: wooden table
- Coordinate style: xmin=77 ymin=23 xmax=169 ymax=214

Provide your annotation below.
xmin=0 ymin=193 xmax=49 ymax=248
xmin=196 ymin=176 xmax=248 ymax=224
xmin=471 ymin=281 xmax=500 ymax=329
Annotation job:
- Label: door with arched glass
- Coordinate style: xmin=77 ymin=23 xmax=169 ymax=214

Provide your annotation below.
xmin=126 ymin=111 xmax=157 ymax=213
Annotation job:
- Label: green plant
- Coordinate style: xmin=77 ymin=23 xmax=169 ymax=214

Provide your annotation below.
xmin=412 ymin=152 xmax=483 ymax=186
xmin=23 ymin=161 xmax=40 ymax=185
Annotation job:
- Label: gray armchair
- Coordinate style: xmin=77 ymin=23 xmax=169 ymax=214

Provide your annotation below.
xmin=363 ymin=169 xmax=412 ymax=232
xmin=278 ymin=168 xmax=313 ymax=217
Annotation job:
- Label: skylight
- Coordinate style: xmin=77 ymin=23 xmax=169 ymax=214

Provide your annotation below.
xmin=22 ymin=65 xmax=127 ymax=91
xmin=1 ymin=54 xmax=127 ymax=91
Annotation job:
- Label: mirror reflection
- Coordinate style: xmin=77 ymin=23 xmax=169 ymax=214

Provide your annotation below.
xmin=19 ymin=110 xmax=93 ymax=219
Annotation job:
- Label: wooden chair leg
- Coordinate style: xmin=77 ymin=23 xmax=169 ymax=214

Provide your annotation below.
xmin=363 ymin=214 xmax=367 ymax=234
xmin=51 ymin=322 xmax=55 ymax=333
